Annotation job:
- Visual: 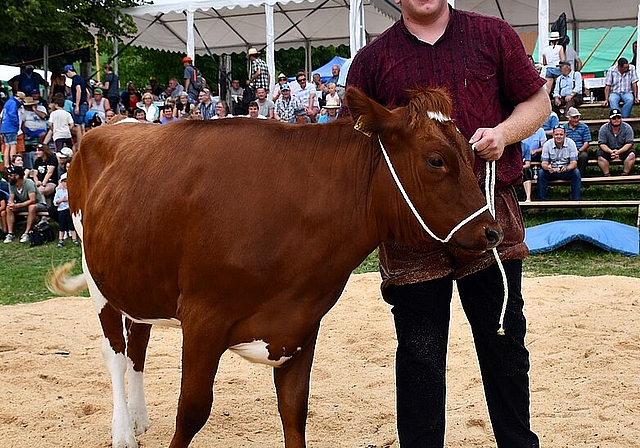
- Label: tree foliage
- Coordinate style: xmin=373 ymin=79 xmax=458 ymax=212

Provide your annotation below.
xmin=0 ymin=0 xmax=145 ymax=65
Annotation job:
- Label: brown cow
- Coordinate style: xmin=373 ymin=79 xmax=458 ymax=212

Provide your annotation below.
xmin=48 ymin=87 xmax=502 ymax=448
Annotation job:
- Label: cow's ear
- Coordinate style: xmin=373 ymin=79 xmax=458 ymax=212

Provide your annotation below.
xmin=345 ymin=87 xmax=398 ymax=137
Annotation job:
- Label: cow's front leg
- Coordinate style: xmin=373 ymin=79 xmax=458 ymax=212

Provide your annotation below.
xmin=273 ymin=323 xmax=320 ymax=448
xmin=125 ymin=320 xmax=152 ymax=436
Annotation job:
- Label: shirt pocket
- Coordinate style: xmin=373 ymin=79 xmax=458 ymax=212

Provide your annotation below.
xmin=462 ymin=67 xmax=501 ymax=127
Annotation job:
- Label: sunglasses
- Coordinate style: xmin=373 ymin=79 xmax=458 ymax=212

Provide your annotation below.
xmin=298 ymin=78 xmax=306 ymax=82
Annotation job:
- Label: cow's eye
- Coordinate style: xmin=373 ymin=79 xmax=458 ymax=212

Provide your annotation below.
xmin=428 ymin=157 xmax=444 ymax=168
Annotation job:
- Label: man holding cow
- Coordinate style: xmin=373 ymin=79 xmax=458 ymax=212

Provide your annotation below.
xmin=346 ymin=0 xmax=549 ymax=446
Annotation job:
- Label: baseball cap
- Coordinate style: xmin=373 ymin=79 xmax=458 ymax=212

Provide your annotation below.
xmin=182 ymin=56 xmax=192 ymax=63
xmin=6 ymin=165 xmax=25 ymax=177
xmin=60 ymin=173 xmax=68 ymax=181
xmin=294 ymin=108 xmax=306 ymax=116
xmin=57 ymin=147 xmax=74 ymax=158
xmin=63 ymin=64 xmax=75 ymax=73
xmin=280 ymin=83 xmax=291 ymax=91
xmin=566 ymin=107 xmax=581 ymax=117
xmin=609 ymin=109 xmax=622 ymax=118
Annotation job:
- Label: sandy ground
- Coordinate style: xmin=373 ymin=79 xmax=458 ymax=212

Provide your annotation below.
xmin=1 ymin=273 xmax=639 ymax=447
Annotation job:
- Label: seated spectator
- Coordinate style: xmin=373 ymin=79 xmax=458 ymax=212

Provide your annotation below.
xmin=10 ymin=154 xmax=29 ymax=179
xmin=292 ymin=71 xmax=318 ymax=121
xmin=563 ymin=107 xmax=591 ymax=177
xmin=49 ymin=96 xmax=74 ymax=152
xmin=160 ymin=105 xmax=178 ymax=124
xmin=134 ymin=109 xmax=147 ymax=122
xmin=212 ymin=101 xmax=233 ymax=119
xmin=597 ymin=109 xmax=636 ymax=176
xmin=55 ymin=147 xmax=73 ymax=178
xmin=31 ymin=88 xmax=48 ymax=109
xmin=542 ymin=108 xmax=560 ymax=138
xmin=541 ymin=31 xmax=566 ymax=95
xmin=256 ymin=87 xmax=275 ymax=119
xmin=520 ymin=127 xmax=546 ymax=163
xmin=187 ymin=108 xmax=203 ymax=120
xmin=137 ymin=93 xmax=160 ymax=122
xmin=553 ymin=61 xmax=582 ymax=117
xmin=53 ymin=173 xmax=79 ymax=248
xmin=31 ymin=143 xmax=59 ymax=203
xmin=271 ymin=73 xmax=289 ymax=102
xmin=245 ymin=101 xmax=267 ymax=119
xmin=603 ymin=58 xmax=639 ymax=118
xmin=105 ymin=109 xmax=117 ymax=124
xmin=86 ymin=111 xmax=103 ymax=128
xmin=274 ymin=84 xmax=302 ymax=122
xmin=89 ymin=87 xmax=111 ymax=122
xmin=2 ymin=165 xmax=48 ymax=244
xmin=522 ymin=140 xmax=533 ymax=202
xmin=22 ymin=97 xmax=49 ymax=142
xmin=167 ymin=78 xmax=184 ymax=101
xmin=317 ymin=102 xmax=340 ymax=123
xmin=174 ymin=92 xmax=193 ymax=119
xmin=229 ymin=79 xmax=245 ymax=115
xmin=312 ymin=72 xmax=326 ymax=107
xmin=293 ymin=108 xmax=310 ymax=124
xmin=197 ymin=89 xmax=216 ymax=120
xmin=324 ymin=83 xmax=341 ymax=107
xmin=121 ymin=83 xmax=141 ymax=116
xmin=538 ymin=126 xmax=581 ymax=201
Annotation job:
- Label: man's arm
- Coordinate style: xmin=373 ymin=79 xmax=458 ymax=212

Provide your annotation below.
xmin=470 ymin=87 xmax=550 ymax=161
xmin=633 ymin=81 xmax=639 ymax=103
xmin=604 ymin=84 xmax=611 ymax=107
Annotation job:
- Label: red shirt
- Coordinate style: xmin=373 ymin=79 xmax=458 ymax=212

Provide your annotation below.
xmin=346 ymin=8 xmax=545 ymax=188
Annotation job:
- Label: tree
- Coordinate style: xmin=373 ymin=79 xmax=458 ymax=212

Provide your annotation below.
xmin=0 ymin=0 xmax=145 ymax=66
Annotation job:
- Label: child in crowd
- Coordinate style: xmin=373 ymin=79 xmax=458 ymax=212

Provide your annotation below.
xmin=53 ymin=173 xmax=79 ymax=248
xmin=325 ymin=82 xmax=341 ymax=107
xmin=49 ymin=97 xmax=74 ymax=151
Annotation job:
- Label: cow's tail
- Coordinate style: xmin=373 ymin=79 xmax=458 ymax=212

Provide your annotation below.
xmin=46 ymin=261 xmax=88 ymax=296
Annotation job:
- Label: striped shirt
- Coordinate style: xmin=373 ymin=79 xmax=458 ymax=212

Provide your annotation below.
xmin=563 ymin=122 xmax=591 ymax=150
xmin=605 ymin=64 xmax=639 ymax=94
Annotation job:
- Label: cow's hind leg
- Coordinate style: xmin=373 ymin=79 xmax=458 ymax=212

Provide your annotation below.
xmin=125 ymin=319 xmax=152 ymax=436
xmin=169 ymin=317 xmax=225 ymax=448
xmin=274 ymin=323 xmax=320 ymax=448
xmin=98 ymin=304 xmax=138 ymax=448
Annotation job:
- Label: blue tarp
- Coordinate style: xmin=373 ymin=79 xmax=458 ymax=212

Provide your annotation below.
xmin=525 ymin=219 xmax=639 ymax=256
xmin=311 ymin=56 xmax=348 ymax=83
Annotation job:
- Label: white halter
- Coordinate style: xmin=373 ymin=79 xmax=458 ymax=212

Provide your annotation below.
xmin=377 ymin=134 xmax=509 ymax=336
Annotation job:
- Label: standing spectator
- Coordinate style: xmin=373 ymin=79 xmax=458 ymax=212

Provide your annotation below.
xmin=49 ymin=97 xmax=74 ymax=152
xmin=521 ymin=139 xmax=533 ymax=202
xmin=102 ymin=64 xmax=120 ymax=112
xmin=89 ymin=88 xmax=111 ymax=123
xmin=48 ymin=69 xmax=68 ymax=103
xmin=2 ymin=165 xmax=48 ymax=244
xmin=229 ymin=79 xmax=244 ymax=115
xmin=10 ymin=65 xmax=48 ymax=96
xmin=197 ymin=89 xmax=216 ymax=120
xmin=255 ymin=87 xmax=275 ymax=119
xmin=553 ymin=61 xmax=582 ymax=116
xmin=597 ymin=109 xmax=636 ymax=176
xmin=541 ymin=31 xmax=566 ymax=95
xmin=273 ymin=84 xmax=301 ymax=123
xmin=182 ymin=56 xmax=201 ymax=102
xmin=53 ymin=173 xmax=79 ymax=248
xmin=246 ymin=48 xmax=270 ymax=93
xmin=312 ymin=72 xmax=326 ymax=107
xmin=604 ymin=58 xmax=639 ymax=118
xmin=64 ymin=64 xmax=88 ymax=149
xmin=345 ymin=0 xmax=549 ymax=447
xmin=0 ymin=91 xmax=25 ymax=167
xmin=563 ymin=107 xmax=592 ymax=177
xmin=538 ymin=126 xmax=581 ymax=200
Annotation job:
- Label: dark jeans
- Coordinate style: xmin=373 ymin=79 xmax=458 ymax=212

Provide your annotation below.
xmin=537 ymin=169 xmax=581 ymax=200
xmin=383 ymin=261 xmax=539 ymax=448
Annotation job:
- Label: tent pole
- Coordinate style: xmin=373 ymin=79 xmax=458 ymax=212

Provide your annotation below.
xmin=187 ymin=11 xmax=195 ymax=61
xmin=266 ymin=4 xmax=275 ymax=92
xmin=538 ymin=0 xmax=548 ymax=64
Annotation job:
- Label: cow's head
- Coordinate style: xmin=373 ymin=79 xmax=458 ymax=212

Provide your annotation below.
xmin=346 ymin=86 xmax=503 ymax=252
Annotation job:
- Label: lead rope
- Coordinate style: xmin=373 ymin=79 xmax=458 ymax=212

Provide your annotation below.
xmin=378 ymin=135 xmax=509 ymax=336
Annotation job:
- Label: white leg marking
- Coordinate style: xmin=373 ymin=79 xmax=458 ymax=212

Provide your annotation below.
xmin=102 ymin=339 xmax=138 ymax=448
xmin=127 ymin=358 xmax=150 ymax=436
xmin=229 ymin=340 xmax=301 ymax=367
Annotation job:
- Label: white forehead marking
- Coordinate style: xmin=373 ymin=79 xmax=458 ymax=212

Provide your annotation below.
xmin=229 ymin=340 xmax=301 ymax=367
xmin=427 ymin=111 xmax=451 ymax=122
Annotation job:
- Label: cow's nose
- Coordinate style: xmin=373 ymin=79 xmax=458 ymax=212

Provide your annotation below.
xmin=485 ymin=227 xmax=503 ymax=247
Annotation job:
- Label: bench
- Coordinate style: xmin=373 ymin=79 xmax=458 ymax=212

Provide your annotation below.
xmin=530 ymin=174 xmax=640 ymax=186
xmin=559 ymin=117 xmax=640 ymax=132
xmin=519 ymin=200 xmax=640 ymax=226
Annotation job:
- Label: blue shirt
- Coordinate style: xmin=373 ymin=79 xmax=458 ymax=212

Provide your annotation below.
xmin=520 ymin=127 xmax=546 ymax=156
xmin=542 ymin=112 xmax=559 ymax=134
xmin=542 ymin=137 xmax=578 ymax=169
xmin=0 ymin=96 xmax=21 ymax=134
xmin=563 ymin=122 xmax=591 ymax=150
xmin=553 ymin=71 xmax=583 ymax=97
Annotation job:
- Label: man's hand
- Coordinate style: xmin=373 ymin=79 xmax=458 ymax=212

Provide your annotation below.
xmin=469 ymin=127 xmax=505 ymax=162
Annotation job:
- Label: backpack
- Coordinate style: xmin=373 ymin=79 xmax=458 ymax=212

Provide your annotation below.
xmin=29 ymin=220 xmax=55 ymax=247
xmin=192 ymin=66 xmax=205 ymax=92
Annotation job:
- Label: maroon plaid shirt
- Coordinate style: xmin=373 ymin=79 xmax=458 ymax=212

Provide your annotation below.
xmin=347 ymin=8 xmax=545 ymax=189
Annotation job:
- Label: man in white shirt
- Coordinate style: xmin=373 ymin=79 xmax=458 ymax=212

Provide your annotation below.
xmin=290 ymin=71 xmax=318 ymax=121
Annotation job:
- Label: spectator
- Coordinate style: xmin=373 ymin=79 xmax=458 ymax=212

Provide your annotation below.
xmin=246 ymin=48 xmax=270 ymax=92
xmin=137 ymin=93 xmax=160 ymax=122
xmin=312 ymin=73 xmax=326 ymax=107
xmin=89 ymin=87 xmax=111 ymax=122
xmin=197 ymin=89 xmax=216 ymax=120
xmin=53 ymin=173 xmax=79 ymax=248
xmin=324 ymin=82 xmax=341 ymax=107
xmin=102 ymin=64 xmax=120 ymax=112
xmin=292 ymin=108 xmax=310 ymax=124
xmin=10 ymin=153 xmax=30 ymax=180
xmin=64 ymin=64 xmax=88 ymax=148
xmin=538 ymin=125 xmax=581 ymax=200
xmin=564 ymin=37 xmax=582 ymax=71
xmin=317 ymin=103 xmax=340 ymax=123
xmin=149 ymin=76 xmax=164 ymax=99
xmin=10 ymin=65 xmax=48 ymax=96
xmin=55 ymin=147 xmax=73 ymax=178
xmin=86 ymin=111 xmax=103 ymax=129
xmin=187 ymin=108 xmax=203 ymax=120
xmin=632 ymin=41 xmax=638 ymax=66
xmin=541 ymin=31 xmax=566 ymax=95
xmin=48 ymin=69 xmax=68 ymax=103
xmin=271 ymin=73 xmax=289 ymax=102
xmin=521 ymin=139 xmax=533 ymax=202
xmin=212 ymin=101 xmax=232 ymax=119
xmin=274 ymin=84 xmax=301 ymax=122
xmin=325 ymin=64 xmax=340 ymax=87
xmin=31 ymin=143 xmax=59 ymax=202
xmin=291 ymin=71 xmax=318 ymax=121
xmin=542 ymin=108 xmax=560 ymax=138
xmin=604 ymin=58 xmax=639 ymax=118
xmin=49 ymin=97 xmax=74 ymax=152
xmin=553 ymin=61 xmax=582 ymax=116
xmin=167 ymin=78 xmax=184 ymax=100
xmin=2 ymin=165 xmax=48 ymax=244
xmin=255 ymin=87 xmax=275 ymax=119
xmin=121 ymin=82 xmax=141 ymax=117
xmin=0 ymin=91 xmax=25 ymax=167
xmin=229 ymin=79 xmax=244 ymax=115
xmin=22 ymin=96 xmax=49 ymax=143
xmin=520 ymin=126 xmax=546 ymax=164
xmin=245 ymin=101 xmax=267 ymax=119
xmin=31 ymin=88 xmax=48 ymax=110
xmin=104 ymin=109 xmax=117 ymax=124
xmin=174 ymin=92 xmax=193 ymax=119
xmin=159 ymin=106 xmax=178 ymax=124
xmin=597 ymin=109 xmax=636 ymax=176
xmin=182 ymin=56 xmax=201 ymax=102
xmin=563 ymin=107 xmax=592 ymax=177
xmin=134 ymin=109 xmax=147 ymax=122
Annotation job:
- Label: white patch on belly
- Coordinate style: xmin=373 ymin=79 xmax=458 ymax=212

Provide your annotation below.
xmin=229 ymin=340 xmax=301 ymax=367
xmin=120 ymin=311 xmax=181 ymax=328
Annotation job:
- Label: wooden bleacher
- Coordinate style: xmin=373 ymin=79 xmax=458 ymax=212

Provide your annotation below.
xmin=519 ymin=200 xmax=640 ymax=226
